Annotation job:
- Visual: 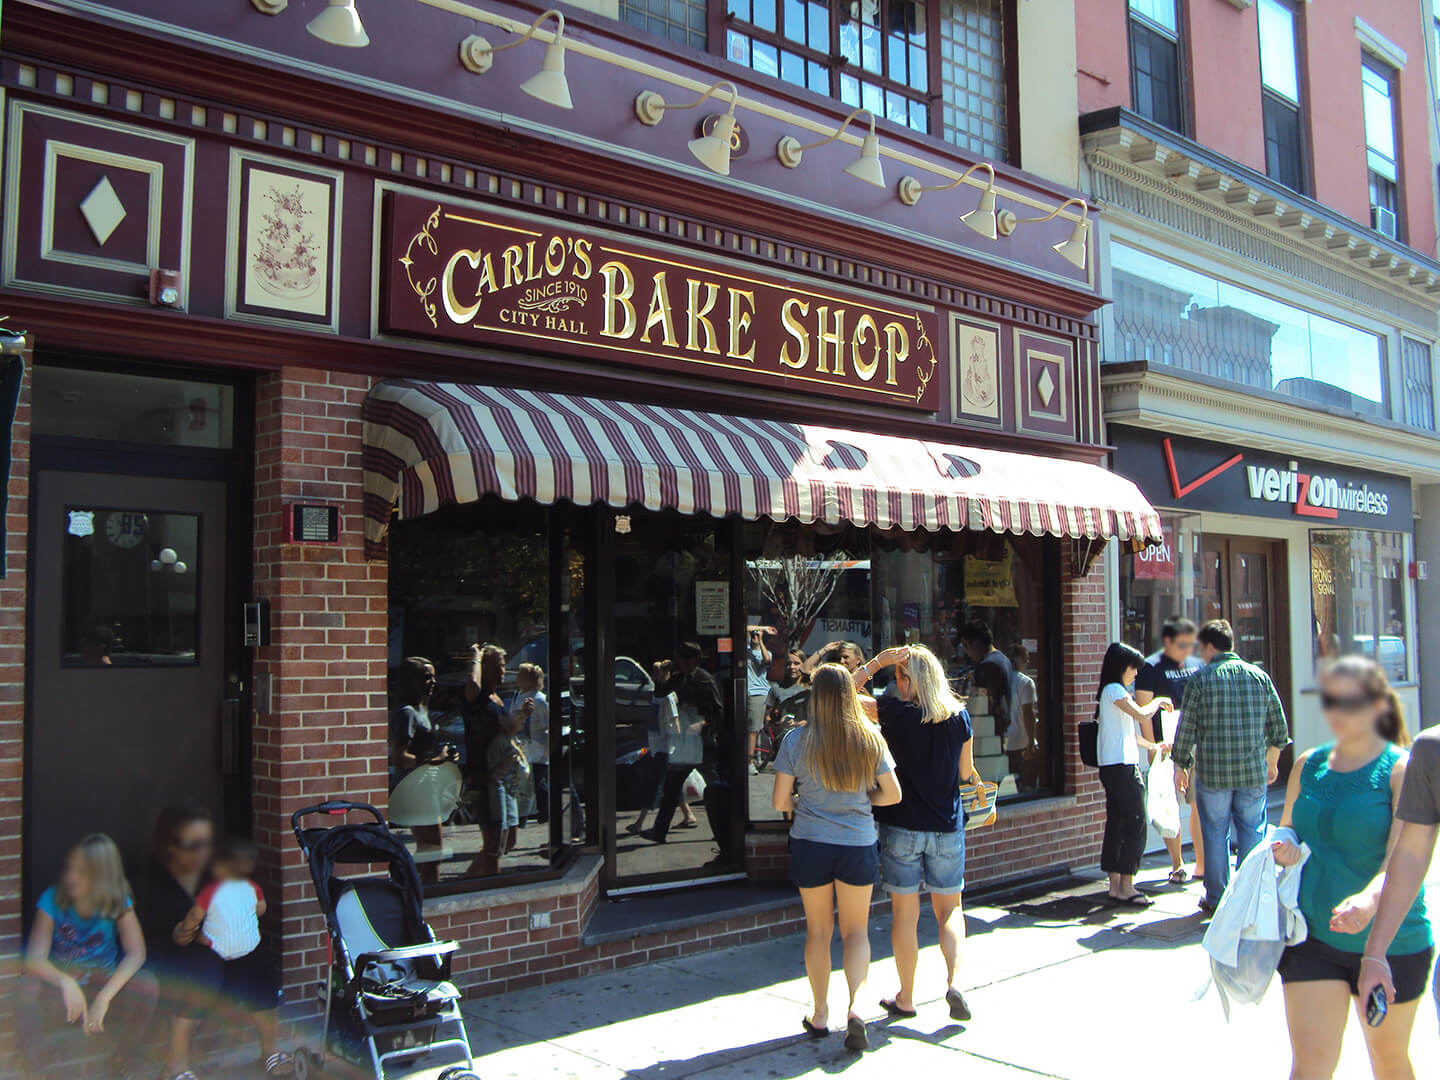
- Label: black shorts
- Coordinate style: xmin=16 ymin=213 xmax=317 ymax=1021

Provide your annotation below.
xmin=152 ymin=943 xmax=280 ymax=1018
xmin=1278 ymin=937 xmax=1435 ymax=1004
xmin=788 ymin=836 xmax=879 ymax=889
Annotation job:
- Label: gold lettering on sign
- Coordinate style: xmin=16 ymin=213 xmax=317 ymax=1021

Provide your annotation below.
xmin=852 ymin=313 xmax=880 ymax=381
xmin=640 ymin=271 xmax=678 ymax=347
xmin=816 ymin=306 xmax=846 ymax=377
xmin=780 ymin=298 xmax=810 ymax=368
xmin=728 ymin=288 xmax=756 ymax=362
xmin=686 ymin=279 xmax=722 ymax=355
xmin=883 ymin=322 xmax=910 ymax=386
xmin=599 ymin=260 xmax=636 ymax=338
xmin=443 ymin=248 xmax=484 ymax=324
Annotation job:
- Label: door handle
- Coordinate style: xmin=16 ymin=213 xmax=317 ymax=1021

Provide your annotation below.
xmin=220 ymin=697 xmax=241 ymax=776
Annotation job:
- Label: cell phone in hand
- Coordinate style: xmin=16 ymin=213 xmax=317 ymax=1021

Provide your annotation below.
xmin=1365 ymin=986 xmax=1388 ymax=1028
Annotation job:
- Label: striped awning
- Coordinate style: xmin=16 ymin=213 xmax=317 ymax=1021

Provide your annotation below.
xmin=362 ymin=381 xmax=1163 ymax=556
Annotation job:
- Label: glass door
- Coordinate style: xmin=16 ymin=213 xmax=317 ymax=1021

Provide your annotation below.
xmin=609 ymin=514 xmax=739 ymax=887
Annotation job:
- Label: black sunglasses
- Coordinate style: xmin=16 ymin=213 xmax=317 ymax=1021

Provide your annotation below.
xmin=1321 ymin=692 xmax=1380 ymax=712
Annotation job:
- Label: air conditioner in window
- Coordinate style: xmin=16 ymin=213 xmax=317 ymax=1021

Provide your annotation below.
xmin=1371 ymin=204 xmax=1398 ymax=238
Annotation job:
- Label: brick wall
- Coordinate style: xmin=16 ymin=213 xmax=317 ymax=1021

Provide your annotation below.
xmin=251 ymin=367 xmax=390 ymax=1013
xmin=0 ymin=359 xmax=30 ymax=1059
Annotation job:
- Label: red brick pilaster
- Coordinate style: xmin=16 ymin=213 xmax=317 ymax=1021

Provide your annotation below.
xmin=252 ymin=367 xmax=388 ymax=1011
xmin=0 ymin=362 xmax=30 ymax=1058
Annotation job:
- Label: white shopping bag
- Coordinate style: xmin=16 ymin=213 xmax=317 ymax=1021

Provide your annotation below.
xmin=1147 ymin=755 xmax=1181 ymax=839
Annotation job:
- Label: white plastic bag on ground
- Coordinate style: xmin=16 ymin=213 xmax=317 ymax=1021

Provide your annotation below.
xmin=1146 ymin=755 xmax=1181 ymax=839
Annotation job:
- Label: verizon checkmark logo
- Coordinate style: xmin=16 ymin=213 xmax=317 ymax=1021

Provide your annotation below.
xmin=1163 ymin=437 xmax=1244 ymax=499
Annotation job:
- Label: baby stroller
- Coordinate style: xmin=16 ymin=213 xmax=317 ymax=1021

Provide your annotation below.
xmin=291 ymin=801 xmax=479 ymax=1080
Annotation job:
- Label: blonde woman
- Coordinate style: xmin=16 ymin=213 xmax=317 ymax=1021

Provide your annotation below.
xmin=21 ymin=834 xmax=156 ymax=1078
xmin=772 ymin=663 xmax=901 ymax=1052
xmin=860 ymin=645 xmax=976 ymax=1022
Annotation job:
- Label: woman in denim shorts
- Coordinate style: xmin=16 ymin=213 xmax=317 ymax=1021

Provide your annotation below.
xmin=771 ymin=661 xmax=902 ymax=1052
xmin=861 ymin=644 xmax=974 ymax=1022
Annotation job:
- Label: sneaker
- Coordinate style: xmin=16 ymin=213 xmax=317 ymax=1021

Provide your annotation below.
xmin=748 ymin=762 xmax=759 ymax=776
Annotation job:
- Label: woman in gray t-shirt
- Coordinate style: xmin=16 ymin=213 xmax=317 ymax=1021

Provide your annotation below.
xmin=772 ymin=660 xmax=901 ymax=1052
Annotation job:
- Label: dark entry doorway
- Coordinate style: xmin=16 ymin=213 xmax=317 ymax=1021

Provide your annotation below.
xmin=1200 ymin=534 xmax=1292 ymax=721
xmin=26 ymin=470 xmax=233 ymax=896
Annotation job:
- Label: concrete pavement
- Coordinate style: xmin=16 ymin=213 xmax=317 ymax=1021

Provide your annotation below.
xmin=460 ymin=855 xmax=1440 ymax=1079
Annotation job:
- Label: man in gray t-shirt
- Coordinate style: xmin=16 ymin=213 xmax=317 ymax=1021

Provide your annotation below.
xmin=1359 ymin=727 xmax=1440 ymax=1016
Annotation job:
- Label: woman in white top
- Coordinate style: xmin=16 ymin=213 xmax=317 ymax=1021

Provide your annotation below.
xmin=1094 ymin=642 xmax=1172 ymax=906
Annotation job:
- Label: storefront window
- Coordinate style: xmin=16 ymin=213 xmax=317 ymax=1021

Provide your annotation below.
xmin=744 ymin=522 xmax=1057 ymax=812
xmin=388 ymin=498 xmax=577 ymax=889
xmin=1110 ymin=244 xmax=1387 ymax=417
xmin=1118 ymin=511 xmax=1204 ymax=654
xmin=33 ymin=366 xmax=235 ymax=448
xmin=1310 ymin=529 xmax=1408 ymax=682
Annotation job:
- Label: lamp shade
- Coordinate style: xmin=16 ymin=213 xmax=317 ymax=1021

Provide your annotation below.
xmin=307 ymin=0 xmax=369 ymax=48
xmin=844 ymin=132 xmax=885 ymax=188
xmin=960 ymin=187 xmax=998 ymax=240
xmin=688 ymin=112 xmax=735 ymax=176
xmin=1053 ymin=218 xmax=1089 ymax=269
xmin=519 ymin=40 xmax=573 ymax=109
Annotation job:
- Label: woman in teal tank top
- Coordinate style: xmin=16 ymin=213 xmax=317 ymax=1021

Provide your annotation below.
xmin=1274 ymin=656 xmax=1432 ymax=1080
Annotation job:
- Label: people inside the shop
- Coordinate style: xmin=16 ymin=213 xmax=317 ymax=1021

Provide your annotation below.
xmin=959 ymin=619 xmax=1012 ymax=740
xmin=1004 ymin=643 xmax=1038 ymax=794
xmin=1095 ymin=643 xmax=1172 ymax=907
xmin=136 ymin=802 xmax=291 ymax=1080
xmin=770 ymin=663 xmax=901 ymax=1052
xmin=862 ymin=644 xmax=976 ymax=1024
xmin=1134 ymin=617 xmax=1203 ymax=885
xmin=1273 ymin=656 xmax=1431 ymax=1079
xmin=766 ymin=650 xmax=812 ymax=731
xmin=19 ymin=833 xmax=157 ymax=1080
xmin=646 ymin=643 xmax=724 ymax=850
xmin=1172 ymin=619 xmax=1290 ymax=914
xmin=388 ymin=656 xmax=456 ymax=884
xmin=804 ymin=640 xmax=867 ymax=675
xmin=746 ymin=626 xmax=776 ymax=776
xmin=511 ymin=663 xmax=550 ymax=824
xmin=464 ymin=643 xmax=522 ymax=878
xmin=629 ymin=663 xmax=695 ymax=836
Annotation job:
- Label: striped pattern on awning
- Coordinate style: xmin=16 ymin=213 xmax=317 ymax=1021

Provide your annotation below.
xmin=362 ymin=381 xmax=1163 ymax=554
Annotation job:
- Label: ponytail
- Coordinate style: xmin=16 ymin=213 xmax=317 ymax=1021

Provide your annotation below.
xmin=1380 ymin=689 xmax=1410 ymax=748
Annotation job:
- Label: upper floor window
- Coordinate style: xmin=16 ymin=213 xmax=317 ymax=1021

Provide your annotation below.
xmin=1257 ymin=0 xmax=1305 ymax=192
xmin=619 ymin=0 xmax=1011 ymax=160
xmin=1401 ymin=338 xmax=1436 ymax=430
xmin=1109 ymin=244 xmax=1388 ymax=419
xmin=1362 ymin=58 xmax=1401 ymax=239
xmin=1128 ymin=0 xmax=1184 ymax=132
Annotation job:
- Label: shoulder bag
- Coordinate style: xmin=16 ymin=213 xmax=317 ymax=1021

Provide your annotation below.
xmin=1078 ymin=713 xmax=1100 ymax=768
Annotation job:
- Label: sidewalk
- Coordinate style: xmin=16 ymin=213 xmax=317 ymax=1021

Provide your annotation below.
xmin=460 ymin=854 xmax=1440 ymax=1080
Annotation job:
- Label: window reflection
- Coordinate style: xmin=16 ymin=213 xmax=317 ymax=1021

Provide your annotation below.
xmin=63 ymin=509 xmax=200 ymax=666
xmin=1310 ymin=529 xmax=1408 ymax=682
xmin=1111 ymin=244 xmax=1387 ymax=415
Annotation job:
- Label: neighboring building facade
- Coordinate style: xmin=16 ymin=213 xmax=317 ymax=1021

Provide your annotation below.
xmin=1078 ymin=0 xmax=1440 ymax=756
xmin=0 ymin=0 xmax=1161 ymax=1038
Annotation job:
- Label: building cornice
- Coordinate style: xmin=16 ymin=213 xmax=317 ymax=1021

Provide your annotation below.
xmin=1101 ymin=363 xmax=1440 ymax=485
xmin=1081 ymin=108 xmax=1440 ymax=311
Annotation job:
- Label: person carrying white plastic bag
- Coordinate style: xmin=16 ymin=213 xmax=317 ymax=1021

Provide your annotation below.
xmin=1200 ymin=824 xmax=1310 ymax=1019
xmin=1147 ymin=753 xmax=1181 ymax=840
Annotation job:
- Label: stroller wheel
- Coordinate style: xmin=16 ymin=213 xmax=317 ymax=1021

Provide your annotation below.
xmin=439 ymin=1069 xmax=479 ymax=1080
xmin=291 ymin=1048 xmax=314 ymax=1078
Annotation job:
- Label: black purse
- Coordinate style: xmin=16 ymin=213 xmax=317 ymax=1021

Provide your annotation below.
xmin=1078 ymin=716 xmax=1099 ymax=768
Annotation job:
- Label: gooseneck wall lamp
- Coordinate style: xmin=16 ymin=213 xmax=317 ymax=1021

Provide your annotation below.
xmin=995 ymin=196 xmax=1091 ymax=269
xmin=896 ymin=162 xmax=998 ymax=239
xmin=776 ymin=108 xmax=885 ymax=188
xmin=460 ymin=9 xmax=574 ymax=109
xmin=634 ymin=81 xmax=742 ymax=176
xmin=306 ymin=0 xmax=370 ymax=48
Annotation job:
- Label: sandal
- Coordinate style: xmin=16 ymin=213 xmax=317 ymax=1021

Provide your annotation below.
xmin=801 ymin=1017 xmax=829 ymax=1038
xmin=625 ymin=822 xmax=647 ymax=835
xmin=880 ymin=998 xmax=917 ymax=1018
xmin=676 ymin=820 xmax=699 ymax=829
xmin=1115 ymin=892 xmax=1154 ymax=908
xmin=1167 ymin=868 xmax=1190 ymax=884
xmin=263 ymin=1052 xmax=295 ymax=1076
xmin=946 ymin=988 xmax=972 ymax=1021
xmin=844 ymin=1017 xmax=870 ymax=1052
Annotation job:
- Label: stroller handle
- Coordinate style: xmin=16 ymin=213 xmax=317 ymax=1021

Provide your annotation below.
xmin=291 ymin=800 xmax=386 ymax=835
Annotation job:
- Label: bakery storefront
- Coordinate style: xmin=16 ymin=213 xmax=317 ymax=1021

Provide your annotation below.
xmin=1 ymin=0 xmax=1159 ymax=1015
xmin=1107 ymin=423 xmax=1416 ymax=753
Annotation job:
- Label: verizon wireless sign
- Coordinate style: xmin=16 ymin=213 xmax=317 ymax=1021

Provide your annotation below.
xmin=1109 ymin=427 xmax=1410 ymax=529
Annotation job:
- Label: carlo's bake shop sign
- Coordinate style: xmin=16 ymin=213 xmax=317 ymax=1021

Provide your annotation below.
xmin=383 ymin=194 xmax=941 ymax=411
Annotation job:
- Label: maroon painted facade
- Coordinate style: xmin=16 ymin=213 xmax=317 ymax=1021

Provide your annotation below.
xmin=0 ymin=0 xmax=1126 ymax=1051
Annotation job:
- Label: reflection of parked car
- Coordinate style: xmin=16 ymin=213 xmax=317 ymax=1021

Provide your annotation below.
xmin=1353 ymin=635 xmax=1407 ymax=682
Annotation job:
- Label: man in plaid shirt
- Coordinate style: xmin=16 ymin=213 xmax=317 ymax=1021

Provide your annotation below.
xmin=1171 ymin=619 xmax=1290 ymax=914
